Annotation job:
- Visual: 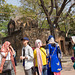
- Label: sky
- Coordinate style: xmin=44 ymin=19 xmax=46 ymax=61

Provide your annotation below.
xmin=6 ymin=0 xmax=21 ymax=7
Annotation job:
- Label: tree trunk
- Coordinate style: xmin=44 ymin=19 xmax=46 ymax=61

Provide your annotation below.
xmin=46 ymin=17 xmax=55 ymax=37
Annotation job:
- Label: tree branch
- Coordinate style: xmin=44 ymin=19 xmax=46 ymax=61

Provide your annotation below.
xmin=40 ymin=0 xmax=52 ymax=25
xmin=53 ymin=0 xmax=67 ymax=24
xmin=49 ymin=0 xmax=53 ymax=16
xmin=55 ymin=0 xmax=58 ymax=16
xmin=65 ymin=0 xmax=71 ymax=5
xmin=66 ymin=3 xmax=75 ymax=17
xmin=40 ymin=0 xmax=48 ymax=16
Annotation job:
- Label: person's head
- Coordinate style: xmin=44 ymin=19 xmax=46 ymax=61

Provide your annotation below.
xmin=21 ymin=37 xmax=29 ymax=46
xmin=4 ymin=41 xmax=11 ymax=48
xmin=47 ymin=35 xmax=55 ymax=44
xmin=35 ymin=39 xmax=42 ymax=48
xmin=1 ymin=41 xmax=11 ymax=52
xmin=71 ymin=36 xmax=75 ymax=45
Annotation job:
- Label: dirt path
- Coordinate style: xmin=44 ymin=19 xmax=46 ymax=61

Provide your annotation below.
xmin=16 ymin=62 xmax=75 ymax=75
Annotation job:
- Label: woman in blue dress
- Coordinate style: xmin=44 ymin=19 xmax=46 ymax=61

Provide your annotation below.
xmin=46 ymin=35 xmax=62 ymax=75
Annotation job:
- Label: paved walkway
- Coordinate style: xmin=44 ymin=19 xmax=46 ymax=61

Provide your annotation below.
xmin=16 ymin=62 xmax=75 ymax=75
xmin=61 ymin=62 xmax=75 ymax=75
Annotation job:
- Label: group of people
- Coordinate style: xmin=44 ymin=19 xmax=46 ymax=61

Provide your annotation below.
xmin=20 ymin=35 xmax=62 ymax=75
xmin=0 ymin=35 xmax=62 ymax=75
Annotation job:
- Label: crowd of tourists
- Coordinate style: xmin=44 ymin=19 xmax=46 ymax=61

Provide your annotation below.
xmin=0 ymin=35 xmax=75 ymax=75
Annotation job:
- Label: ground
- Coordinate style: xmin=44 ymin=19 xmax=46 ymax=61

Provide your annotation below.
xmin=16 ymin=62 xmax=75 ymax=75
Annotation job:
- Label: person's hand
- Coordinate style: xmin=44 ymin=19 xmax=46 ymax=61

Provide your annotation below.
xmin=5 ymin=52 xmax=8 ymax=57
xmin=20 ymin=56 xmax=25 ymax=60
xmin=9 ymin=45 xmax=13 ymax=50
xmin=7 ymin=47 xmax=9 ymax=51
xmin=20 ymin=56 xmax=23 ymax=60
xmin=20 ymin=56 xmax=28 ymax=60
xmin=25 ymin=57 xmax=28 ymax=59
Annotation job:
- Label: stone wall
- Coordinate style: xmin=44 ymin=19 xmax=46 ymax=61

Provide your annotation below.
xmin=15 ymin=17 xmax=38 ymax=30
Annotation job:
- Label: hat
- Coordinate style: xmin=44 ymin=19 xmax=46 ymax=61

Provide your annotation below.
xmin=48 ymin=35 xmax=54 ymax=41
xmin=21 ymin=37 xmax=29 ymax=41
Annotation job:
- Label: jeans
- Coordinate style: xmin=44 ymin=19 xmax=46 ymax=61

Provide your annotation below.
xmin=42 ymin=65 xmax=47 ymax=75
xmin=35 ymin=65 xmax=47 ymax=75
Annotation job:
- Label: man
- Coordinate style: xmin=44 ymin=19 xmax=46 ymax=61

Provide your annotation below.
xmin=20 ymin=37 xmax=34 ymax=75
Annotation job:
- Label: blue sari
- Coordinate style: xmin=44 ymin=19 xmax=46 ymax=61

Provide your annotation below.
xmin=48 ymin=44 xmax=62 ymax=72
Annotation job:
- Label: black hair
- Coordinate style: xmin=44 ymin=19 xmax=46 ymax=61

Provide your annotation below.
xmin=46 ymin=40 xmax=48 ymax=44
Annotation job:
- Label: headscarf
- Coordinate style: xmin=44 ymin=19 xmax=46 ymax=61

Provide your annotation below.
xmin=48 ymin=35 xmax=55 ymax=44
xmin=35 ymin=39 xmax=42 ymax=75
xmin=71 ymin=36 xmax=75 ymax=44
xmin=1 ymin=41 xmax=10 ymax=52
xmin=0 ymin=41 xmax=16 ymax=75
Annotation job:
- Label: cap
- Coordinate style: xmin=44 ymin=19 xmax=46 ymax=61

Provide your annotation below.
xmin=21 ymin=37 xmax=29 ymax=41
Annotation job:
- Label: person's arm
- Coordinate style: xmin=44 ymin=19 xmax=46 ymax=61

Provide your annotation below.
xmin=27 ymin=47 xmax=34 ymax=60
xmin=9 ymin=45 xmax=15 ymax=55
xmin=34 ymin=49 xmax=36 ymax=59
xmin=57 ymin=46 xmax=61 ymax=54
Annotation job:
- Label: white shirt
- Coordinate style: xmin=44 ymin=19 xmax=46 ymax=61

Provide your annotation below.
xmin=22 ymin=45 xmax=34 ymax=70
xmin=1 ymin=52 xmax=11 ymax=60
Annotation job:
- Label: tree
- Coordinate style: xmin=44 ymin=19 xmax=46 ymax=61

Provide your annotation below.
xmin=0 ymin=0 xmax=17 ymax=38
xmin=39 ymin=0 xmax=75 ymax=36
xmin=59 ymin=15 xmax=75 ymax=37
xmin=20 ymin=0 xmax=75 ymax=37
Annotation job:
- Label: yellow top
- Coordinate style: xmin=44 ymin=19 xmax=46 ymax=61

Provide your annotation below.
xmin=34 ymin=47 xmax=47 ymax=67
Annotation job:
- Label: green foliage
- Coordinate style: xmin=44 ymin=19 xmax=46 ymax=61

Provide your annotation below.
xmin=0 ymin=21 xmax=9 ymax=38
xmin=20 ymin=0 xmax=51 ymax=28
xmin=38 ymin=19 xmax=49 ymax=28
xmin=59 ymin=14 xmax=75 ymax=36
xmin=0 ymin=1 xmax=17 ymax=38
xmin=19 ymin=0 xmax=75 ymax=35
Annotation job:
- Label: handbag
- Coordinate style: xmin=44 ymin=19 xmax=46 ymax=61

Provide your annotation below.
xmin=2 ymin=60 xmax=12 ymax=72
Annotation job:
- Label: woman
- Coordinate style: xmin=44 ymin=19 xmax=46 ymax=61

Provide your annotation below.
xmin=47 ymin=35 xmax=62 ymax=75
xmin=0 ymin=41 xmax=16 ymax=75
xmin=34 ymin=39 xmax=47 ymax=75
